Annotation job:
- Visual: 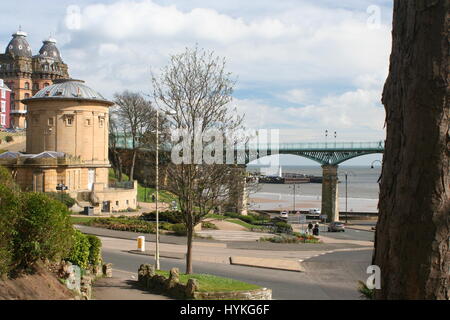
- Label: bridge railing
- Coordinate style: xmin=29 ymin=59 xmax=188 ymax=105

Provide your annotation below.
xmin=239 ymin=141 xmax=385 ymax=151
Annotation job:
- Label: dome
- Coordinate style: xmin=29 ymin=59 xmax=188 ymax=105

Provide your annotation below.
xmin=24 ymin=79 xmax=113 ymax=105
xmin=5 ymin=30 xmax=32 ymax=58
xmin=38 ymin=37 xmax=62 ymax=62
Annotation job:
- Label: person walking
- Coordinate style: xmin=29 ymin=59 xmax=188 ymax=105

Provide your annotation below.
xmin=313 ymin=223 xmax=320 ymax=236
xmin=307 ymin=222 xmax=314 ymax=235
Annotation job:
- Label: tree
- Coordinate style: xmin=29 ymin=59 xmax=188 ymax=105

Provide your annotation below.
xmin=112 ymin=91 xmax=156 ymax=181
xmin=152 ymin=47 xmax=244 ymax=274
xmin=109 ymin=114 xmax=124 ymax=182
xmin=373 ymin=0 xmax=449 ymax=299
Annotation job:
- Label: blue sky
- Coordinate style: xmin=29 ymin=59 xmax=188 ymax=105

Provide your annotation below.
xmin=1 ymin=0 xmax=392 ymax=165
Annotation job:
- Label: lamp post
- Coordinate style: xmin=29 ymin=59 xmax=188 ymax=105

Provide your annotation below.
xmin=370 ymin=159 xmax=382 ymax=169
xmin=289 ymin=184 xmax=298 ymax=213
xmin=56 ymin=183 xmax=68 ymax=203
xmin=155 ymin=107 xmax=176 ymax=271
xmin=343 ymin=171 xmax=356 ymax=224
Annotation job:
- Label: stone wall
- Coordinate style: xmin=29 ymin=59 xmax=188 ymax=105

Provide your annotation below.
xmin=137 ymin=264 xmax=272 ymax=300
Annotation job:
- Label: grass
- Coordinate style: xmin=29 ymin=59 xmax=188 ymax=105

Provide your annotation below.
xmin=108 ymin=168 xmax=176 ymax=204
xmin=155 ymin=270 xmax=261 ymax=292
xmin=226 ymin=218 xmax=263 ymax=230
xmin=70 ymin=216 xmax=99 ymax=225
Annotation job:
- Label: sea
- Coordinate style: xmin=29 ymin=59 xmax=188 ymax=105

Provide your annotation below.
xmin=246 ymin=165 xmax=381 ymax=212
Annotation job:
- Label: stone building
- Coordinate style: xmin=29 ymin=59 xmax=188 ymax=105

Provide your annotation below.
xmin=0 ymin=30 xmax=69 ymax=129
xmin=0 ymin=79 xmax=137 ymax=214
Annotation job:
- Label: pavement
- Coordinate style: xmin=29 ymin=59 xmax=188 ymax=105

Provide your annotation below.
xmin=92 ymin=269 xmax=171 ymax=300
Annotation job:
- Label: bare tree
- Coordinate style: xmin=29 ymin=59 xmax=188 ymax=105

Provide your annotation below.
xmin=112 ymin=91 xmax=156 ymax=181
xmin=373 ymin=0 xmax=449 ymax=299
xmin=152 ymin=47 xmax=245 ymax=274
xmin=109 ymin=114 xmax=124 ymax=182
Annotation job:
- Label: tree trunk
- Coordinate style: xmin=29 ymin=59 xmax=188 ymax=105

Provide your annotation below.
xmin=129 ymin=149 xmax=137 ymax=181
xmin=373 ymin=0 xmax=449 ymax=299
xmin=186 ymin=225 xmax=194 ymax=274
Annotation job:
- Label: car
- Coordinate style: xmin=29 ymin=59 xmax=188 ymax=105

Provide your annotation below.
xmin=328 ymin=221 xmax=345 ymax=232
xmin=309 ymin=208 xmax=321 ymax=215
xmin=279 ymin=211 xmax=289 ymax=220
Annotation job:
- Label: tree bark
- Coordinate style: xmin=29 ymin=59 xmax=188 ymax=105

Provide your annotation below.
xmin=373 ymin=0 xmax=449 ymax=299
xmin=186 ymin=225 xmax=194 ymax=274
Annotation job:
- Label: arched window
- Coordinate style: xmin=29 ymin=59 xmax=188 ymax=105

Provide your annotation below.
xmin=44 ymin=83 xmax=50 ymax=87
xmin=24 ymin=93 xmax=30 ymax=99
xmin=34 ymin=83 xmax=39 ymax=90
xmin=24 ymin=82 xmax=30 ymax=90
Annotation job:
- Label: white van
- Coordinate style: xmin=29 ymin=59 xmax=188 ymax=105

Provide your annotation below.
xmin=280 ymin=211 xmax=289 ymax=219
xmin=308 ymin=208 xmax=321 ymax=215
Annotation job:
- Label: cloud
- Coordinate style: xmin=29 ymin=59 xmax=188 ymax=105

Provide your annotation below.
xmin=45 ymin=0 xmax=392 ymax=142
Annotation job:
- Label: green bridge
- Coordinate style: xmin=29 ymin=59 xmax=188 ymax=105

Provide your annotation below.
xmin=112 ymin=137 xmax=384 ymax=221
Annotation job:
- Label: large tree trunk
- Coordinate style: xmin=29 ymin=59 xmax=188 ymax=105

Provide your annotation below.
xmin=129 ymin=149 xmax=137 ymax=181
xmin=373 ymin=0 xmax=449 ymax=299
xmin=186 ymin=225 xmax=194 ymax=274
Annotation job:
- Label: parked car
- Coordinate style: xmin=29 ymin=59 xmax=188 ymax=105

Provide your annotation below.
xmin=328 ymin=221 xmax=345 ymax=232
xmin=309 ymin=208 xmax=321 ymax=215
xmin=279 ymin=211 xmax=289 ymax=220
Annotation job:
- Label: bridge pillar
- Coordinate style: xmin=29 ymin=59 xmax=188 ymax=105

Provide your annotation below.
xmin=321 ymin=164 xmax=339 ymax=222
xmin=225 ymin=166 xmax=248 ymax=215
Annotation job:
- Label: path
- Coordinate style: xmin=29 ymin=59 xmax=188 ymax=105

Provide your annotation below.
xmin=92 ymin=269 xmax=171 ymax=300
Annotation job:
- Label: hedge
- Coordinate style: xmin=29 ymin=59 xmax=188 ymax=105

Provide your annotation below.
xmin=66 ymin=230 xmax=91 ymax=269
xmin=0 ymin=184 xmax=20 ymax=275
xmin=13 ymin=193 xmax=74 ymax=270
xmin=87 ymin=235 xmax=102 ymax=265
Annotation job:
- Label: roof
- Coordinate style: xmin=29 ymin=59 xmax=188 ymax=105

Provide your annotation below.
xmin=5 ymin=30 xmax=32 ymax=58
xmin=23 ymin=79 xmax=113 ymax=105
xmin=36 ymin=37 xmax=63 ymax=62
xmin=0 ymin=151 xmax=66 ymax=159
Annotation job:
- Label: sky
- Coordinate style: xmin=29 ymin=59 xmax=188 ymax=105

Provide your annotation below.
xmin=1 ymin=0 xmax=392 ymax=165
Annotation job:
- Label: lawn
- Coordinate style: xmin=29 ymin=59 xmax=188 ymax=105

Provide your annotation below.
xmin=70 ymin=216 xmax=99 ymax=225
xmin=155 ymin=270 xmax=260 ymax=292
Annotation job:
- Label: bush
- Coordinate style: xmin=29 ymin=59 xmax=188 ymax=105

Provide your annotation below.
xmin=201 ymin=221 xmax=218 ymax=230
xmin=87 ymin=235 xmax=102 ymax=266
xmin=13 ymin=193 xmax=74 ymax=269
xmin=85 ymin=217 xmax=158 ymax=234
xmin=66 ymin=230 xmax=90 ymax=269
xmin=171 ymin=223 xmax=187 ymax=236
xmin=141 ymin=211 xmax=182 ymax=224
xmin=0 ymin=184 xmax=20 ymax=276
xmin=5 ymin=136 xmax=13 ymax=143
xmin=274 ymin=222 xmax=293 ymax=234
xmin=45 ymin=192 xmax=76 ymax=208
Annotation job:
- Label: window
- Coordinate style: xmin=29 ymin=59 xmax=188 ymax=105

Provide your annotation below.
xmin=66 ymin=116 xmax=74 ymax=126
xmin=44 ymin=83 xmax=50 ymax=87
xmin=85 ymin=118 xmax=91 ymax=126
xmin=34 ymin=83 xmax=39 ymax=90
xmin=99 ymin=118 xmax=104 ymax=128
xmin=1 ymin=115 xmax=5 ymax=126
xmin=48 ymin=118 xmax=54 ymax=126
xmin=24 ymin=82 xmax=30 ymax=90
xmin=24 ymin=93 xmax=30 ymax=99
xmin=1 ymin=101 xmax=5 ymax=113
xmin=126 ymin=200 xmax=129 ymax=205
xmin=116 ymin=201 xmax=119 ymax=206
xmin=1 ymin=89 xmax=5 ymax=99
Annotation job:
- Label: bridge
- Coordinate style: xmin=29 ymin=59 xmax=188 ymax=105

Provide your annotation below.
xmin=112 ymin=136 xmax=384 ymax=221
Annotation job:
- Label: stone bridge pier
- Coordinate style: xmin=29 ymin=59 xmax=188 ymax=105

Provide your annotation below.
xmin=321 ymin=164 xmax=339 ymax=222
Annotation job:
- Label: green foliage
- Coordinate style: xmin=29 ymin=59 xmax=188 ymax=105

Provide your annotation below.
xmin=141 ymin=210 xmax=182 ymax=224
xmin=82 ymin=216 xmax=167 ymax=234
xmin=0 ymin=166 xmax=16 ymax=190
xmin=260 ymin=234 xmax=321 ymax=244
xmin=0 ymin=184 xmax=20 ymax=275
xmin=86 ymin=235 xmax=102 ymax=266
xmin=4 ymin=136 xmax=13 ymax=143
xmin=66 ymin=230 xmax=90 ymax=269
xmin=201 ymin=221 xmax=218 ymax=230
xmin=13 ymin=193 xmax=74 ymax=269
xmin=171 ymin=223 xmax=187 ymax=236
xmin=274 ymin=222 xmax=293 ymax=234
xmin=45 ymin=192 xmax=76 ymax=208
xmin=357 ymin=280 xmax=374 ymax=300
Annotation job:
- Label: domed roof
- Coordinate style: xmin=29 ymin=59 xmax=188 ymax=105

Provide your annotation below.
xmin=5 ymin=30 xmax=32 ymax=58
xmin=24 ymin=79 xmax=113 ymax=105
xmin=38 ymin=37 xmax=62 ymax=62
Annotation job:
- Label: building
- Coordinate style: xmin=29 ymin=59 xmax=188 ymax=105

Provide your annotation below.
xmin=0 ymin=79 xmax=137 ymax=214
xmin=0 ymin=30 xmax=69 ymax=129
xmin=0 ymin=79 xmax=11 ymax=128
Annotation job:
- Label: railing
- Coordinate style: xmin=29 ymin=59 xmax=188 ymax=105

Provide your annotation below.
xmin=239 ymin=141 xmax=385 ymax=151
xmin=109 ymin=181 xmax=134 ymax=189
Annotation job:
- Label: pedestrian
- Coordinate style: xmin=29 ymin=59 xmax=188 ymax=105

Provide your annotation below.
xmin=313 ymin=223 xmax=320 ymax=236
xmin=151 ymin=193 xmax=156 ymax=202
xmin=307 ymin=222 xmax=313 ymax=235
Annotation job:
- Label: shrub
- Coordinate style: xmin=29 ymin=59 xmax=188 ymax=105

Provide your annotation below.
xmin=85 ymin=217 xmax=158 ymax=234
xmin=66 ymin=230 xmax=90 ymax=269
xmin=86 ymin=235 xmax=102 ymax=266
xmin=0 ymin=184 xmax=20 ymax=276
xmin=141 ymin=210 xmax=182 ymax=224
xmin=5 ymin=136 xmax=13 ymax=143
xmin=357 ymin=280 xmax=374 ymax=299
xmin=201 ymin=221 xmax=218 ymax=230
xmin=13 ymin=193 xmax=74 ymax=269
xmin=274 ymin=222 xmax=293 ymax=234
xmin=45 ymin=192 xmax=76 ymax=208
xmin=171 ymin=223 xmax=187 ymax=236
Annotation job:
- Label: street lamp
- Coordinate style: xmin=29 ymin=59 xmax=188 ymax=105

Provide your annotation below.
xmin=370 ymin=159 xmax=382 ymax=169
xmin=56 ymin=183 xmax=68 ymax=203
xmin=342 ymin=171 xmax=356 ymax=224
xmin=155 ymin=107 xmax=176 ymax=271
xmin=289 ymin=184 xmax=299 ymax=213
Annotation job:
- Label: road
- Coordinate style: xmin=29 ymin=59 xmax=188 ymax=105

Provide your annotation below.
xmin=102 ymin=244 xmax=372 ymax=300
